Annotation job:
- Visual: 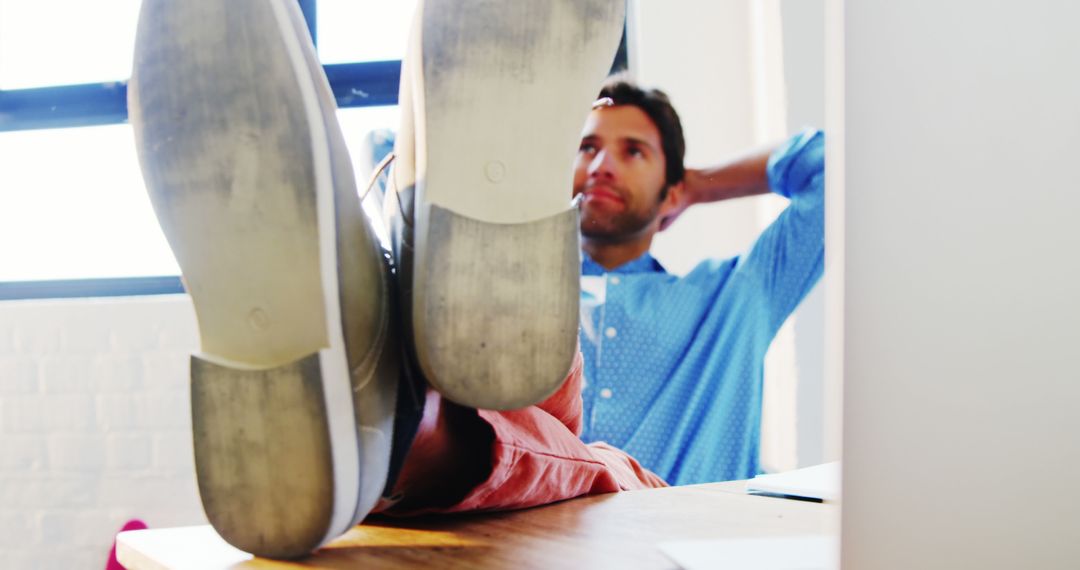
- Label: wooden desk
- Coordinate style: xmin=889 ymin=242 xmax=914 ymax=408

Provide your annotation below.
xmin=118 ymin=481 xmax=837 ymax=569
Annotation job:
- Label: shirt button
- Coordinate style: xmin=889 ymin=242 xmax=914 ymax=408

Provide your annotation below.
xmin=600 ymin=388 xmax=613 ymax=399
xmin=610 ymin=276 xmax=621 ymax=285
xmin=605 ymin=327 xmax=617 ymax=339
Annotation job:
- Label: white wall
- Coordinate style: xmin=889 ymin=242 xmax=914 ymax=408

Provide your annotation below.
xmin=0 ymin=297 xmax=205 ymax=569
xmin=631 ymin=0 xmax=765 ymax=271
xmin=780 ymin=0 xmax=828 ymax=466
xmin=839 ymin=1 xmax=1080 ymax=567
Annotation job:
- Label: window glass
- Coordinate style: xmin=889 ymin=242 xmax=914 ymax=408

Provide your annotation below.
xmin=0 ymin=0 xmax=142 ymax=89
xmin=0 ymin=106 xmax=400 ymax=282
xmin=0 ymin=0 xmax=408 ymax=286
xmin=0 ymin=124 xmax=177 ymax=281
xmin=317 ymin=0 xmax=417 ymax=64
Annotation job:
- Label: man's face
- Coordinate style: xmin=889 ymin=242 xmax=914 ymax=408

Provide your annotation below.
xmin=573 ymin=105 xmax=670 ymax=241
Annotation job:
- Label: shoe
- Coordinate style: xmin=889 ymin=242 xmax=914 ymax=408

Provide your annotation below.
xmin=386 ymin=0 xmax=627 ymax=410
xmin=129 ymin=0 xmax=398 ymax=559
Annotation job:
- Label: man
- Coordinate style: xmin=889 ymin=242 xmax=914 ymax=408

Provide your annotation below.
xmin=573 ymin=79 xmax=825 ymax=485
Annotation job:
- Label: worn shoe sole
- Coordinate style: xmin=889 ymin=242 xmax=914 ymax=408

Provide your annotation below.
xmin=130 ymin=0 xmax=396 ymax=559
xmin=400 ymin=0 xmax=626 ymax=410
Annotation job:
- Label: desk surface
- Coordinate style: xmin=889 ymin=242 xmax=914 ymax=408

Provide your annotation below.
xmin=118 ymin=481 xmax=837 ymax=569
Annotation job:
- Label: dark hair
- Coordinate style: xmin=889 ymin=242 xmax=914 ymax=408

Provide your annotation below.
xmin=597 ymin=77 xmax=686 ymax=188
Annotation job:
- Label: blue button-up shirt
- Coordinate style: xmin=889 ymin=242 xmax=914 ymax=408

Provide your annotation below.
xmin=578 ymin=130 xmax=825 ymax=485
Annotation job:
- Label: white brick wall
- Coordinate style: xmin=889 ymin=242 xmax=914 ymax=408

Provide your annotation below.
xmin=0 ymin=295 xmax=205 ymax=569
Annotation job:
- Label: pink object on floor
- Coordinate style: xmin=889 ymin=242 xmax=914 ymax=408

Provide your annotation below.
xmin=105 ymin=519 xmax=148 ymax=570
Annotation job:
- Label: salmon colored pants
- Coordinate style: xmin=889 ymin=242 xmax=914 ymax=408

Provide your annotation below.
xmin=377 ymin=352 xmax=667 ymax=515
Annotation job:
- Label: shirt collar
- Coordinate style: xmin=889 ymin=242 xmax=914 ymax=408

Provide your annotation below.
xmin=582 ymin=250 xmax=667 ymax=276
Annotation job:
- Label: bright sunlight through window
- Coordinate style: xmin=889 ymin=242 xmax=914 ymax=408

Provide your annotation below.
xmin=0 ymin=0 xmax=410 ymax=283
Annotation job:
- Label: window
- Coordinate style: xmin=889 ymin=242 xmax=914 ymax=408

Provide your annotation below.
xmin=317 ymin=0 xmax=416 ymax=64
xmin=0 ymin=0 xmax=142 ymax=90
xmin=0 ymin=0 xmax=626 ymax=299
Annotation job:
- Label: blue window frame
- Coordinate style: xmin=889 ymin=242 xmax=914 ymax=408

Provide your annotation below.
xmin=0 ymin=0 xmax=627 ymax=301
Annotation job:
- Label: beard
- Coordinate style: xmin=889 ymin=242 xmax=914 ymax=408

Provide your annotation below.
xmin=577 ymin=184 xmax=664 ymax=243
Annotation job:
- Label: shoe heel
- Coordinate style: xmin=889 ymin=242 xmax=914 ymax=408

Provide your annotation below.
xmin=191 ymin=352 xmax=335 ymax=560
xmin=413 ymin=205 xmax=581 ymax=410
xmin=396 ymin=0 xmax=624 ymax=408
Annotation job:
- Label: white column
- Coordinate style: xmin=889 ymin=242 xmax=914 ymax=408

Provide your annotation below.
xmin=839 ymin=2 xmax=1080 ymax=567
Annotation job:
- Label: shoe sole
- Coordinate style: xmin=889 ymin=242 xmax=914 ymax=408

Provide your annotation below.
xmin=130 ymin=0 xmax=395 ymax=559
xmin=403 ymin=0 xmax=626 ymax=409
xmin=276 ymin=0 xmax=401 ymax=534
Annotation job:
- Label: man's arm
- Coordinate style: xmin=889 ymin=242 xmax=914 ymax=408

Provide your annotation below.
xmin=659 ymin=145 xmax=777 ymax=230
xmin=735 ymin=130 xmax=826 ymax=333
xmin=664 ymin=130 xmax=825 ymax=333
